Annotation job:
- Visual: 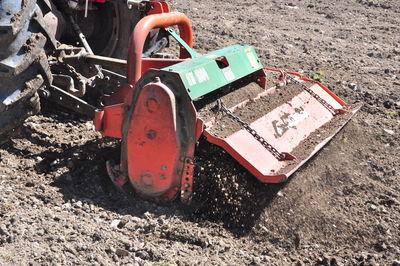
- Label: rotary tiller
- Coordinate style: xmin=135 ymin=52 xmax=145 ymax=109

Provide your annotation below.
xmin=86 ymin=9 xmax=361 ymax=203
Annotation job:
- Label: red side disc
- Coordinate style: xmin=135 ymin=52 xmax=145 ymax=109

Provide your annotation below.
xmin=124 ymin=81 xmax=182 ymax=199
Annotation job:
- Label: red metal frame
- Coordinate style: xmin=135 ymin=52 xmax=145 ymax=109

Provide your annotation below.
xmin=147 ymin=1 xmax=171 ymax=15
xmin=95 ymin=7 xmax=198 ymax=202
xmin=104 ymin=12 xmax=193 ymax=106
xmin=127 ymin=12 xmax=193 ymax=84
xmin=264 ymin=67 xmax=351 ymax=107
xmin=98 ymin=10 xmax=194 ymax=129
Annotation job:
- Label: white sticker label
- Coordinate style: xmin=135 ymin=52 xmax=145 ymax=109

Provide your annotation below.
xmin=194 ymin=67 xmax=210 ymax=83
xmin=273 ymin=109 xmax=310 ymax=137
xmin=222 ymin=67 xmax=235 ymax=82
xmin=246 ymin=50 xmax=259 ymax=69
xmin=185 ymin=72 xmax=197 ymax=86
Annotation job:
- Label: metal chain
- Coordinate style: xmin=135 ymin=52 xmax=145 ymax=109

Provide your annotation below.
xmin=215 ymin=73 xmax=338 ymax=160
xmin=217 ymin=100 xmax=287 ymax=161
xmin=286 ymin=74 xmax=339 ymax=115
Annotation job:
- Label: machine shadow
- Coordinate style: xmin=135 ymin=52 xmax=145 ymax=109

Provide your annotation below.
xmin=7 ymin=114 xmax=289 ymax=237
xmin=48 ymin=136 xmax=288 ymax=237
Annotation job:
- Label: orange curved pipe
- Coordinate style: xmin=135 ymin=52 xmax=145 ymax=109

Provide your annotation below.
xmin=127 ymin=12 xmax=193 ymax=84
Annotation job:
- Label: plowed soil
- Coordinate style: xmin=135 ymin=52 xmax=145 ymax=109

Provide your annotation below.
xmin=1 ymin=0 xmax=399 ymax=265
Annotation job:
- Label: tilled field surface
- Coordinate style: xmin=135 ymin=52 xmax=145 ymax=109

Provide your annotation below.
xmin=1 ymin=0 xmax=399 ymax=265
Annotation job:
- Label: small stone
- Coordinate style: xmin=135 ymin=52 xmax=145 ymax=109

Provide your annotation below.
xmin=62 ymin=202 xmax=72 ymax=210
xmin=277 ymin=191 xmax=284 ymax=197
xmin=383 ymin=129 xmax=394 ymax=135
xmin=378 ymin=206 xmax=388 ymax=214
xmin=252 ymin=256 xmax=262 ymax=265
xmin=348 ymin=82 xmax=357 ymax=90
xmin=115 ymin=248 xmax=129 ymax=257
xmin=134 ymin=256 xmax=144 ymax=264
xmin=330 ymin=257 xmax=340 ymax=266
xmin=316 ymin=256 xmax=329 ymax=265
xmin=110 ymin=219 xmax=121 ymax=228
xmin=85 ymin=121 xmax=93 ymax=130
xmin=118 ymin=218 xmax=129 ymax=229
xmin=373 ymin=242 xmax=387 ymax=252
xmin=106 ymin=247 xmax=116 ymax=254
xmin=369 ymin=204 xmax=377 ymax=211
xmin=25 ymin=182 xmax=35 ymax=187
xmin=73 ymin=201 xmax=83 ymax=208
xmin=286 ymin=3 xmax=298 ymax=9
xmin=50 ymin=159 xmax=60 ymax=167
xmin=384 ymin=100 xmax=394 ymax=108
xmin=356 ymin=253 xmax=368 ymax=262
xmin=135 ymin=250 xmax=149 ymax=260
xmin=131 ymin=216 xmax=141 ymax=224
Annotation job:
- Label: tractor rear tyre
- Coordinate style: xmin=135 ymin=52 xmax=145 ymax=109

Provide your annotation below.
xmin=71 ymin=1 xmax=166 ymax=59
xmin=67 ymin=0 xmax=141 ymax=59
xmin=0 ymin=0 xmax=55 ymax=144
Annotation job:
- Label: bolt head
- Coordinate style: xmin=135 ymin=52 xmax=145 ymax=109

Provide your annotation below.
xmin=146 ymin=130 xmax=157 ymax=140
xmin=141 ymin=174 xmax=153 ymax=186
xmin=146 ymin=98 xmax=159 ymax=113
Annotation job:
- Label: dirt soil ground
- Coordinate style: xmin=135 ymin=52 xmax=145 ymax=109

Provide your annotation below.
xmin=1 ymin=0 xmax=400 ymax=265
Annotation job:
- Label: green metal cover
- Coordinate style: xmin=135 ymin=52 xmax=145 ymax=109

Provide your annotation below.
xmin=162 ymin=45 xmax=263 ymax=99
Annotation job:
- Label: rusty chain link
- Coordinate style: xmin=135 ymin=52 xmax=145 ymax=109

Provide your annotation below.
xmin=216 ymin=73 xmax=340 ymax=160
xmin=285 ymin=74 xmax=339 ymax=115
xmin=216 ymin=100 xmax=287 ymax=161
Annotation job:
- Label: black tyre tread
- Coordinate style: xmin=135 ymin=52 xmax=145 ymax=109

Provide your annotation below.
xmin=0 ymin=0 xmax=53 ymax=141
xmin=0 ymin=32 xmax=46 ymax=77
xmin=0 ymin=76 xmax=43 ymax=131
xmin=109 ymin=1 xmax=141 ymax=59
xmin=0 ymin=0 xmax=37 ymax=45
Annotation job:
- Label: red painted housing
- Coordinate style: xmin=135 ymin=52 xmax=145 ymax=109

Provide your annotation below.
xmin=95 ymin=11 xmax=197 ymax=202
xmin=94 ymin=6 xmax=361 ymax=203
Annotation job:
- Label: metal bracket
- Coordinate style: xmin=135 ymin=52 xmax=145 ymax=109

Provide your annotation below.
xmin=180 ymin=157 xmax=194 ymax=204
xmin=166 ymin=28 xmax=199 ymax=58
xmin=126 ymin=0 xmax=147 ymax=9
xmin=62 ymin=53 xmax=128 ymax=73
xmin=39 ymin=86 xmax=97 ymax=118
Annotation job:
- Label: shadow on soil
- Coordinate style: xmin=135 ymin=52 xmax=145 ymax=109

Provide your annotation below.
xmin=6 ymin=112 xmax=287 ymax=237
